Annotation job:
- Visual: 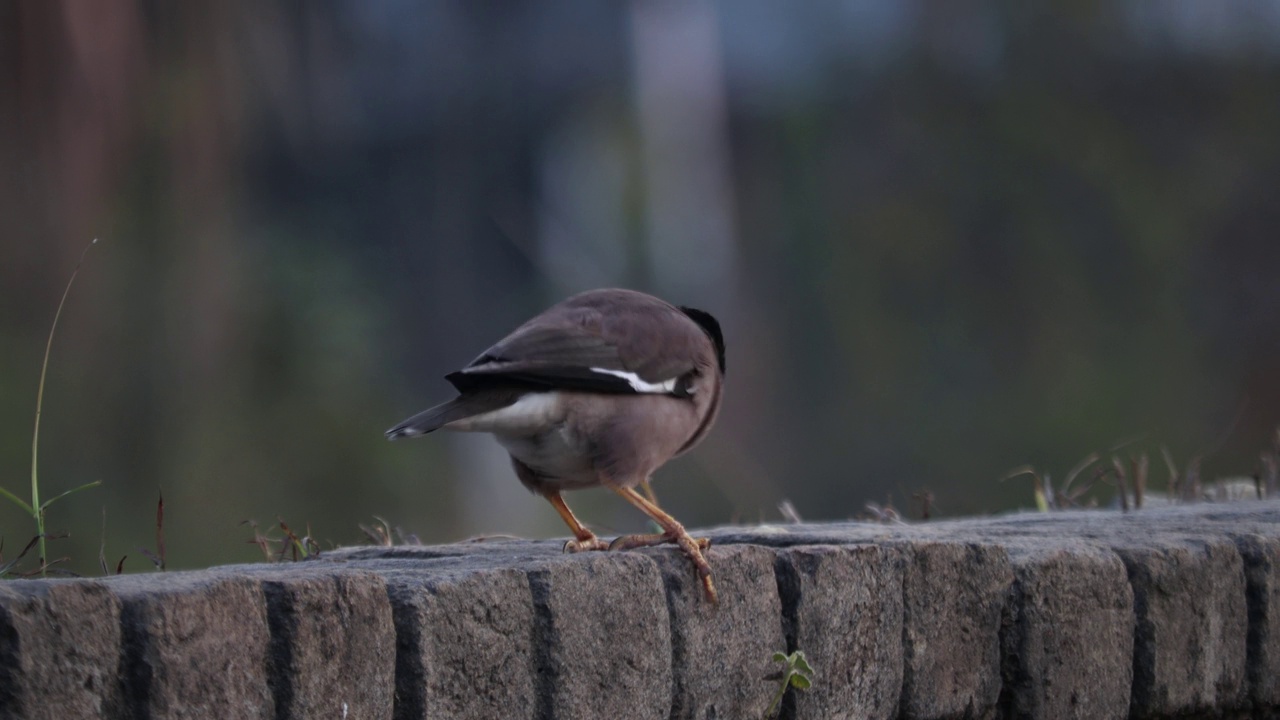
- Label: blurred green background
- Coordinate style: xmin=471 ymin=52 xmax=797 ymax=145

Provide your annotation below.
xmin=3 ymin=1 xmax=1279 ymax=575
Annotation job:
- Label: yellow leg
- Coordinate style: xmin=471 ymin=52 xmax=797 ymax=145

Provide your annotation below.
xmin=546 ymin=491 xmax=609 ymax=552
xmin=640 ymin=478 xmax=659 ymax=506
xmin=609 ymin=485 xmax=717 ymax=603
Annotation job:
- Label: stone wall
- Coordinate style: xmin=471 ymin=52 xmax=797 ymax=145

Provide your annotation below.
xmin=2 ymin=501 xmax=1278 ymax=719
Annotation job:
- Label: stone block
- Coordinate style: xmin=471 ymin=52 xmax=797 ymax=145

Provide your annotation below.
xmin=645 ymin=544 xmax=784 ymax=720
xmin=0 ymin=580 xmax=122 ymax=720
xmin=776 ymin=544 xmax=904 ymax=720
xmin=107 ymin=573 xmax=273 ymax=718
xmin=260 ymin=568 xmax=395 ymax=719
xmin=382 ymin=563 xmax=536 ymax=720
xmin=898 ymin=541 xmax=1012 ymax=720
xmin=1113 ymin=536 xmax=1247 ymax=717
xmin=1232 ymin=533 xmax=1280 ymax=710
xmin=1000 ymin=543 xmax=1134 ymax=720
xmin=528 ymin=551 xmax=671 ymax=720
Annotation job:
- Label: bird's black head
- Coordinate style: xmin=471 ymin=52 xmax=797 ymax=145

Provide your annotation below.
xmin=680 ymin=306 xmax=726 ymax=375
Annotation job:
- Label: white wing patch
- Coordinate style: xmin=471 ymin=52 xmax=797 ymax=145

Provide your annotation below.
xmin=590 ymin=367 xmax=682 ymax=394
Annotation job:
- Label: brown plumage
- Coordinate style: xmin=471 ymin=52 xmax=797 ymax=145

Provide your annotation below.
xmin=387 ymin=288 xmax=726 ymax=602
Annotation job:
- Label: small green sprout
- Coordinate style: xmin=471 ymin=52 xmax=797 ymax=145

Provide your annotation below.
xmin=766 ymin=650 xmax=814 ymax=718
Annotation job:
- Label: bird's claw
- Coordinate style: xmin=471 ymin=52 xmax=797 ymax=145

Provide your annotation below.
xmin=678 ymin=535 xmax=718 ymax=604
xmin=609 ymin=530 xmax=717 ymax=603
xmin=563 ymin=536 xmax=610 ymax=553
xmin=699 ymin=569 xmax=718 ymax=604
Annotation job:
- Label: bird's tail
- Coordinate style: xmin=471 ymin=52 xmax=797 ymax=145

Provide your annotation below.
xmin=385 ymin=394 xmax=515 ymax=439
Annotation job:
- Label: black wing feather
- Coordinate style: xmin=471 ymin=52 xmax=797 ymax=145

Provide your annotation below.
xmin=446 ymin=365 xmax=636 ymax=394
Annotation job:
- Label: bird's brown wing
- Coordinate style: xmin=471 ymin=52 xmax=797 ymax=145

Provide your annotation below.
xmin=446 ymin=292 xmax=706 ymax=395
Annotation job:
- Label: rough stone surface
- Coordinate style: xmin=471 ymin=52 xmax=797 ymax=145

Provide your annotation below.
xmin=999 ymin=542 xmax=1134 ymax=720
xmin=107 ymin=573 xmax=273 ymax=719
xmin=0 ymin=580 xmax=122 ymax=720
xmin=528 ymin=551 xmax=672 ymax=720
xmin=258 ymin=568 xmax=395 ymax=719
xmin=380 ymin=560 xmax=536 ymax=720
xmin=898 ymin=541 xmax=1013 ymax=720
xmin=776 ymin=544 xmax=904 ymax=720
xmin=6 ymin=501 xmax=1280 ymax=719
xmin=321 ymin=538 xmax=566 ymax=564
xmin=1113 ymin=536 xmax=1248 ymax=718
xmin=645 ymin=544 xmax=784 ymax=720
xmin=1235 ymin=533 xmax=1280 ymax=710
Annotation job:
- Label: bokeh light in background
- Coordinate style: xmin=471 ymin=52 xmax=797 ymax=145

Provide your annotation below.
xmin=3 ymin=1 xmax=1279 ymax=574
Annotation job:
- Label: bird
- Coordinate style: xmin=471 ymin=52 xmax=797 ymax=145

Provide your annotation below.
xmin=386 ymin=288 xmax=726 ymax=602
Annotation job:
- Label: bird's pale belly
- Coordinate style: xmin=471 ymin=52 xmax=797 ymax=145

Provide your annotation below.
xmin=494 ymin=426 xmax=599 ymax=489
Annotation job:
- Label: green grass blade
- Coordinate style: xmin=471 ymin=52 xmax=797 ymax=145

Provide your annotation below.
xmin=33 ymin=240 xmax=98 ymax=504
xmin=0 ymin=486 xmax=36 ymax=517
xmin=39 ymin=480 xmax=102 ymax=511
xmin=30 ymin=237 xmax=98 ymax=575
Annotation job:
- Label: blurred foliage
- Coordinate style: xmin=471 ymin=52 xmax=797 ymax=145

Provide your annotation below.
xmin=2 ymin=1 xmax=1280 ymax=574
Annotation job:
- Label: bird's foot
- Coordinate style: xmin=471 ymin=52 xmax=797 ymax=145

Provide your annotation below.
xmin=609 ymin=533 xmax=711 ymax=552
xmin=563 ymin=535 xmax=610 ymax=553
xmin=681 ymin=535 xmax=718 ymax=604
xmin=610 ymin=531 xmax=717 ymax=603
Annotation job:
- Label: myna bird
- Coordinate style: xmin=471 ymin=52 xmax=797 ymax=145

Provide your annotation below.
xmin=386 ymin=288 xmax=726 ymax=602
